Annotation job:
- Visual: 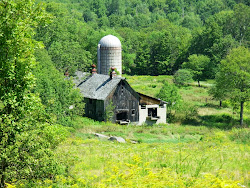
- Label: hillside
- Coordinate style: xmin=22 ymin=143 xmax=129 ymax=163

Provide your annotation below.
xmin=18 ymin=77 xmax=250 ymax=187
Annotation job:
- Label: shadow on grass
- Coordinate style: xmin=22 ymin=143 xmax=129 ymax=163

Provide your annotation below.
xmin=201 ymin=103 xmax=221 ymax=108
xmin=182 ymin=114 xmax=244 ymax=130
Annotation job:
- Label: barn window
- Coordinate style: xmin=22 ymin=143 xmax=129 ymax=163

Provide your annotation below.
xmin=121 ymin=86 xmax=124 ymax=94
xmin=148 ymin=108 xmax=157 ymax=117
xmin=131 ymin=109 xmax=135 ymax=116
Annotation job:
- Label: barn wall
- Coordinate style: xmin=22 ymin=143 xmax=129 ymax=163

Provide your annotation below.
xmin=110 ymin=80 xmax=140 ymax=123
xmin=84 ymin=98 xmax=104 ymax=121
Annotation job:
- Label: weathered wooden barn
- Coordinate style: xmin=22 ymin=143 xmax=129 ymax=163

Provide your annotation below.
xmin=74 ymin=70 xmax=139 ymax=124
xmin=74 ymin=69 xmax=166 ymax=125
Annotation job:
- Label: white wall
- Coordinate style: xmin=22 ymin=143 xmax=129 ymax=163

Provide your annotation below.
xmin=138 ymin=104 xmax=166 ymax=125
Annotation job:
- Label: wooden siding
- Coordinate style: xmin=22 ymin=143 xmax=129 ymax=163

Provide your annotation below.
xmin=84 ymin=98 xmax=105 ymax=121
xmin=108 ymin=80 xmax=140 ymax=123
xmin=139 ymin=93 xmax=161 ymax=105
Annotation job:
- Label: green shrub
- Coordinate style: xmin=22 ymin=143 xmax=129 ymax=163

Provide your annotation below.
xmin=173 ymin=69 xmax=193 ymax=86
xmin=175 ymin=102 xmax=198 ymax=121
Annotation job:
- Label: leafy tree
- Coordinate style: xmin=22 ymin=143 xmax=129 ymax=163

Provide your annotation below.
xmin=181 ymin=12 xmax=203 ymax=29
xmin=209 ymin=35 xmax=238 ymax=67
xmin=173 ymin=69 xmax=193 ymax=86
xmin=156 ymin=82 xmax=182 ymax=115
xmin=35 ymin=2 xmax=92 ymax=74
xmin=149 ymin=22 xmax=192 ymax=75
xmin=182 ymin=54 xmax=210 ymax=86
xmin=229 ymin=3 xmax=250 ymax=45
xmin=0 ymin=0 xmax=65 ymax=186
xmin=210 ymin=47 xmax=250 ymax=126
xmin=33 ymin=49 xmax=84 ymax=126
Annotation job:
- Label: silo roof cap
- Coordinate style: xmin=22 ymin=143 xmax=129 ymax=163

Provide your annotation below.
xmin=98 ymin=35 xmax=121 ymax=48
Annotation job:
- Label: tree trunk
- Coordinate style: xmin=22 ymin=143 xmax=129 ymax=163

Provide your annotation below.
xmin=198 ymin=80 xmax=200 ymax=87
xmin=240 ymin=101 xmax=244 ymax=126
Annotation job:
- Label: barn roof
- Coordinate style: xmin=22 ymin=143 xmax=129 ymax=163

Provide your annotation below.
xmin=75 ymin=71 xmax=124 ymax=100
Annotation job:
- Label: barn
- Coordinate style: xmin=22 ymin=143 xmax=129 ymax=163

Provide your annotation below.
xmin=73 ymin=35 xmax=167 ymax=125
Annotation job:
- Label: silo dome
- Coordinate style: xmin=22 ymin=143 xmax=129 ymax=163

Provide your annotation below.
xmin=97 ymin=35 xmax=122 ymax=76
xmin=98 ymin=35 xmax=121 ymax=48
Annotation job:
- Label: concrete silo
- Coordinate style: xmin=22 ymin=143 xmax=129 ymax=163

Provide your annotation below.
xmin=97 ymin=35 xmax=122 ymax=76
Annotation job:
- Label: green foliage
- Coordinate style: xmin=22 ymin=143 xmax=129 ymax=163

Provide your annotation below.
xmin=0 ymin=0 xmax=67 ymax=186
xmin=32 ymin=0 xmax=249 ymax=78
xmin=210 ymin=46 xmax=250 ymax=125
xmin=4 ymin=123 xmax=69 ymax=183
xmin=156 ymin=82 xmax=182 ymax=115
xmin=33 ymin=49 xmax=84 ymax=126
xmin=173 ymin=69 xmax=193 ymax=86
xmin=176 ymin=102 xmax=198 ymax=121
xmin=36 ymin=2 xmax=92 ymax=74
xmin=21 ymin=120 xmax=249 ymax=187
xmin=105 ymin=100 xmax=115 ymax=122
xmin=229 ymin=128 xmax=250 ymax=144
xmin=182 ymin=54 xmax=211 ymax=86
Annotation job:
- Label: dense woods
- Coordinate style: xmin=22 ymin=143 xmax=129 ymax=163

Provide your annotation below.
xmin=0 ymin=0 xmax=249 ymax=187
xmin=35 ymin=0 xmax=249 ymax=77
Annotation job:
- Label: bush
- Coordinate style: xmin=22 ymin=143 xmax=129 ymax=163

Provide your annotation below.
xmin=175 ymin=102 xmax=198 ymax=121
xmin=4 ymin=123 xmax=69 ymax=185
xmin=173 ymin=69 xmax=193 ymax=86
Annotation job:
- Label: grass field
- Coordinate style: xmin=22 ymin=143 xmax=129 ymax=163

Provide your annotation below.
xmin=29 ymin=119 xmax=249 ymax=187
xmin=19 ymin=75 xmax=249 ymax=188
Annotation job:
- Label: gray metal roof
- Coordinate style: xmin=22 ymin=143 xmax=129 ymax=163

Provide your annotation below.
xmin=76 ymin=71 xmax=124 ymax=100
xmin=98 ymin=35 xmax=121 ymax=48
xmin=73 ymin=71 xmax=90 ymax=86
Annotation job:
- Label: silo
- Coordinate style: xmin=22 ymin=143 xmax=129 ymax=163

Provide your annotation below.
xmin=97 ymin=35 xmax=122 ymax=76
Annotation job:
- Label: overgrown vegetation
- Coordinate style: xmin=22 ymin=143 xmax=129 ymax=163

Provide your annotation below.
xmin=15 ymin=118 xmax=250 ymax=187
xmin=0 ymin=0 xmax=249 ymax=187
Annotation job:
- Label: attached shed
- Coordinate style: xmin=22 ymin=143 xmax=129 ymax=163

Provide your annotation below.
xmin=138 ymin=93 xmax=167 ymax=125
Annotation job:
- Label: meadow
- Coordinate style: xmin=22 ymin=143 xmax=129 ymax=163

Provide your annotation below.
xmin=19 ymin=75 xmax=249 ymax=188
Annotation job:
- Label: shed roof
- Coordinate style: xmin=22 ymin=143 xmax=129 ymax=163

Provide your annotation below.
xmin=75 ymin=71 xmax=124 ymax=100
xmin=138 ymin=92 xmax=167 ymax=105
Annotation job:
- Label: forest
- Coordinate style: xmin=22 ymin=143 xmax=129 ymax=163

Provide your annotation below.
xmin=0 ymin=0 xmax=249 ymax=187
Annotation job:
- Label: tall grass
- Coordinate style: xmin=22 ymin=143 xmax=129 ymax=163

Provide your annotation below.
xmin=23 ymin=121 xmax=249 ymax=187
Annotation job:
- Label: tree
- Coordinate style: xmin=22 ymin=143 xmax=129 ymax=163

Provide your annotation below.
xmin=173 ymin=69 xmax=193 ymax=86
xmin=210 ymin=47 xmax=250 ymax=126
xmin=0 ymin=0 xmax=63 ymax=186
xmin=35 ymin=2 xmax=92 ymax=74
xmin=33 ymin=49 xmax=84 ymax=126
xmin=229 ymin=3 xmax=250 ymax=45
xmin=156 ymin=82 xmax=182 ymax=115
xmin=182 ymin=54 xmax=210 ymax=86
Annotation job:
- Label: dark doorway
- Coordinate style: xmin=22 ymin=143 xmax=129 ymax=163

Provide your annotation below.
xmin=116 ymin=112 xmax=128 ymax=120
